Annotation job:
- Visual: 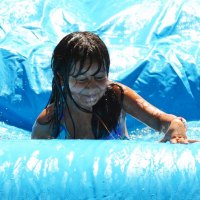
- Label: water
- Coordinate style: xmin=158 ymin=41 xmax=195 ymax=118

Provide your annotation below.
xmin=0 ymin=121 xmax=200 ymax=199
xmin=0 ymin=121 xmax=199 ymax=142
xmin=0 ymin=122 xmax=31 ymax=140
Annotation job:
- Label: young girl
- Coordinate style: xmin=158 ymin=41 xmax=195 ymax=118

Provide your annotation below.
xmin=32 ymin=31 xmax=198 ymax=143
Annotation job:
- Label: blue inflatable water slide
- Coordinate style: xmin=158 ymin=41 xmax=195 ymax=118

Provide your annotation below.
xmin=0 ymin=0 xmax=200 ymax=199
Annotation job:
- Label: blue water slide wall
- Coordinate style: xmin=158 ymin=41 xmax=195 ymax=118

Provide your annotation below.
xmin=0 ymin=0 xmax=200 ymax=131
xmin=0 ymin=0 xmax=200 ymax=199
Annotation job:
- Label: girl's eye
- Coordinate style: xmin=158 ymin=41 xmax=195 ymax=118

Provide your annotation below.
xmin=76 ymin=78 xmax=88 ymax=82
xmin=95 ymin=76 xmax=106 ymax=80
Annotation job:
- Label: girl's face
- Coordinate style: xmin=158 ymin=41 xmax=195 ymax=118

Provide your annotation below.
xmin=69 ymin=60 xmax=108 ymax=110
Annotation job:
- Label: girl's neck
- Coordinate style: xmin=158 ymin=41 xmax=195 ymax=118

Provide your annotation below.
xmin=66 ymin=95 xmax=93 ymax=114
xmin=63 ymin=95 xmax=94 ymax=139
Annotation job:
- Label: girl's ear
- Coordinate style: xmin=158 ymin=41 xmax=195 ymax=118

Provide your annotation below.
xmin=57 ymin=73 xmax=64 ymax=85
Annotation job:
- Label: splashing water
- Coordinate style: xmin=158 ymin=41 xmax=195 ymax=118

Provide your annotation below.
xmin=0 ymin=121 xmax=199 ymax=141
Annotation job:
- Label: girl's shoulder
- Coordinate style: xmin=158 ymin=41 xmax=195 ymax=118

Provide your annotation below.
xmin=109 ymin=81 xmax=141 ymax=100
xmin=107 ymin=81 xmax=127 ymax=92
xmin=37 ymin=103 xmax=55 ymax=125
xmin=107 ymin=81 xmax=145 ymax=113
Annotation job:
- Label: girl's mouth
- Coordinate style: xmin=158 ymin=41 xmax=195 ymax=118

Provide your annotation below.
xmin=84 ymin=95 xmax=98 ymax=104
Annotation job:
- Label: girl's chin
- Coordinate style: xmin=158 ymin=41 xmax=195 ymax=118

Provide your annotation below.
xmin=80 ymin=100 xmax=98 ymax=109
xmin=72 ymin=93 xmax=105 ymax=110
xmin=72 ymin=98 xmax=98 ymax=110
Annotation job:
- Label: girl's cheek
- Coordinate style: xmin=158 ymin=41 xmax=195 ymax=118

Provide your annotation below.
xmin=99 ymin=83 xmax=107 ymax=91
xmin=69 ymin=84 xmax=84 ymax=94
xmin=69 ymin=80 xmax=82 ymax=93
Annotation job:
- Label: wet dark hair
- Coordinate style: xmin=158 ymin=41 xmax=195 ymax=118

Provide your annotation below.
xmin=47 ymin=31 xmax=124 ymax=139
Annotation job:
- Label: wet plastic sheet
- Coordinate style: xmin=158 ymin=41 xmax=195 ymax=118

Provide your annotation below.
xmin=0 ymin=0 xmax=200 ymax=130
xmin=0 ymin=140 xmax=200 ymax=200
xmin=0 ymin=0 xmax=200 ymax=199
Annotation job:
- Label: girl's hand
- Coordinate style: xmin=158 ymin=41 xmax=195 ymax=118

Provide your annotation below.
xmin=160 ymin=118 xmax=200 ymax=144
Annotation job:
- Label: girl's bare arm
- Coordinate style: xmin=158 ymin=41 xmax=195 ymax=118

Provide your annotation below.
xmin=118 ymin=83 xmax=199 ymax=143
xmin=31 ymin=104 xmax=55 ymax=139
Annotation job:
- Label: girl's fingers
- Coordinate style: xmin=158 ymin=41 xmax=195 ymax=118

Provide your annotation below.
xmin=170 ymin=138 xmax=177 ymax=144
xmin=171 ymin=137 xmax=188 ymax=144
xmin=179 ymin=139 xmax=189 ymax=144
xmin=160 ymin=135 xmax=200 ymax=144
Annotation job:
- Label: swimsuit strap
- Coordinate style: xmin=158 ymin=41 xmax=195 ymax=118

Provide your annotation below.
xmin=57 ymin=124 xmax=70 ymax=139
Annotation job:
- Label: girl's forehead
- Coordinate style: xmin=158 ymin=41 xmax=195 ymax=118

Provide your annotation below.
xmin=71 ymin=60 xmax=106 ymax=76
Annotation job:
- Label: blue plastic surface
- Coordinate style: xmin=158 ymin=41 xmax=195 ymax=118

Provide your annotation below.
xmin=0 ymin=0 xmax=200 ymax=130
xmin=0 ymin=0 xmax=200 ymax=199
xmin=0 ymin=140 xmax=200 ymax=199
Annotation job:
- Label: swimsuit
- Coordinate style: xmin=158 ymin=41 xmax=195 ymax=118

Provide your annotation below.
xmin=57 ymin=124 xmax=69 ymax=139
xmin=57 ymin=122 xmax=128 ymax=140
xmin=32 ymin=121 xmax=128 ymax=140
xmin=101 ymin=123 xmax=129 ymax=140
xmin=57 ymin=107 xmax=128 ymax=140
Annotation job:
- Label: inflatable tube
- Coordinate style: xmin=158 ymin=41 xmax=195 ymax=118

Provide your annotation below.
xmin=0 ymin=140 xmax=200 ymax=199
xmin=1 ymin=1 xmax=200 ymax=199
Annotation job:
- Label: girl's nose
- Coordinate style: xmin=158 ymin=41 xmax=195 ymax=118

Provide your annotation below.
xmin=86 ymin=78 xmax=97 ymax=89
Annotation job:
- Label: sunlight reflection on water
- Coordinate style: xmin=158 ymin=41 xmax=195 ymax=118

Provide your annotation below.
xmin=0 ymin=121 xmax=199 ymax=141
